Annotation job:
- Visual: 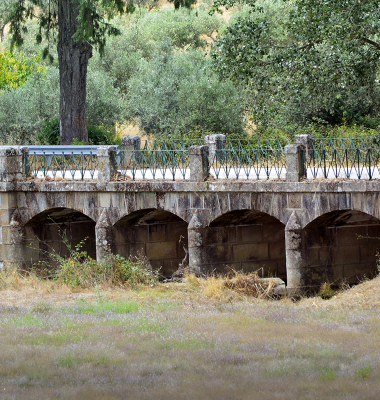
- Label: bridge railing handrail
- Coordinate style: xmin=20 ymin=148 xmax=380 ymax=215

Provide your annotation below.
xmin=304 ymin=137 xmax=380 ymax=180
xmin=21 ymin=135 xmax=380 ymax=181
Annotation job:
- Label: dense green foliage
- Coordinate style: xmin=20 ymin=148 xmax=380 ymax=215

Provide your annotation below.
xmin=127 ymin=45 xmax=244 ymax=137
xmin=211 ymin=0 xmax=380 ymax=130
xmin=1 ymin=6 xmax=243 ymax=144
xmin=0 ymin=50 xmax=44 ymax=90
xmin=2 ymin=0 xmax=378 ymax=144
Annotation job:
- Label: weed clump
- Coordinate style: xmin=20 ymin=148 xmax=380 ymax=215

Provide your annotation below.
xmin=319 ymin=282 xmax=336 ymax=300
xmin=54 ymin=252 xmax=158 ymax=288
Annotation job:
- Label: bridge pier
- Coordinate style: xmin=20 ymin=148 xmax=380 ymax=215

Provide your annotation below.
xmin=95 ymin=210 xmax=114 ymax=263
xmin=285 ymin=211 xmax=305 ymax=294
xmin=188 ymin=209 xmax=210 ymax=275
xmin=4 ymin=209 xmax=28 ymax=270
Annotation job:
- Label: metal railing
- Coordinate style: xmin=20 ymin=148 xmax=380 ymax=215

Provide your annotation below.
xmin=21 ymin=136 xmax=380 ymax=182
xmin=304 ymin=138 xmax=380 ymax=180
xmin=139 ymin=138 xmax=204 ymax=151
xmin=209 ymin=138 xmax=290 ymax=180
xmin=26 ymin=146 xmax=101 ymax=180
xmin=113 ymin=149 xmax=189 ymax=181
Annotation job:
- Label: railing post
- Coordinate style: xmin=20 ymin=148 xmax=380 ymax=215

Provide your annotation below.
xmin=285 ymin=144 xmax=305 ymax=182
xmin=121 ymin=136 xmax=141 ymax=165
xmin=204 ymin=134 xmax=226 ymax=163
xmin=294 ymin=134 xmax=315 ymax=160
xmin=189 ymin=145 xmax=209 ymax=181
xmin=0 ymin=146 xmax=28 ymax=182
xmin=97 ymin=146 xmax=117 ymax=182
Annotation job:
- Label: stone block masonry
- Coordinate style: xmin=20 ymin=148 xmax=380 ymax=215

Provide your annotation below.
xmin=0 ymin=177 xmax=380 ymax=292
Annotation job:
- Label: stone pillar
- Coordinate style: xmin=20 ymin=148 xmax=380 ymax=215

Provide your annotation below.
xmin=285 ymin=211 xmax=304 ymax=294
xmin=0 ymin=146 xmax=28 ymax=182
xmin=188 ymin=209 xmax=210 ymax=275
xmin=204 ymin=134 xmax=226 ymax=164
xmin=295 ymin=134 xmax=315 ymax=160
xmin=121 ymin=136 xmax=141 ymax=165
xmin=285 ymin=144 xmax=305 ymax=182
xmin=2 ymin=208 xmax=27 ymax=270
xmin=189 ymin=146 xmax=209 ymax=182
xmin=95 ymin=209 xmax=114 ymax=263
xmin=97 ymin=146 xmax=117 ymax=182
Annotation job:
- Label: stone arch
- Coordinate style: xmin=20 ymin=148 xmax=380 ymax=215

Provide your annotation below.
xmin=207 ymin=193 xmax=288 ymax=227
xmin=24 ymin=206 xmax=95 ymax=227
xmin=113 ymin=208 xmax=188 ymax=277
xmin=24 ymin=207 xmax=96 ymax=270
xmin=303 ymin=209 xmax=380 ymax=286
xmin=204 ymin=209 xmax=286 ymax=281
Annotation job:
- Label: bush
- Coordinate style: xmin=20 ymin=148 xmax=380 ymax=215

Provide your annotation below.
xmin=37 ymin=118 xmax=121 ymax=145
xmin=55 ymin=252 xmax=158 ymax=288
xmin=127 ymin=47 xmax=244 ymax=137
xmin=86 ymin=67 xmax=126 ymax=127
xmin=33 ymin=236 xmax=158 ymax=288
xmin=89 ymin=7 xmax=224 ymax=94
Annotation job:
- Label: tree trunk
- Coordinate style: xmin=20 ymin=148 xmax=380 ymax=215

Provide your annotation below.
xmin=58 ymin=0 xmax=92 ymax=145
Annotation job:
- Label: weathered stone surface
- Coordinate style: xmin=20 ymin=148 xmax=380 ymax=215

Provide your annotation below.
xmin=189 ymin=146 xmax=209 ymax=182
xmin=285 ymin=144 xmax=305 ymax=182
xmin=97 ymin=146 xmax=117 ymax=183
xmin=2 ymin=172 xmax=380 ymax=290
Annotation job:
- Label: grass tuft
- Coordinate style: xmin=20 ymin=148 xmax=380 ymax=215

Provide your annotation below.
xmin=355 ymin=366 xmax=372 ymax=379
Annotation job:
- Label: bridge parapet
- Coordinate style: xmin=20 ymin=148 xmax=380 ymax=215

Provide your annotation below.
xmin=19 ymin=134 xmax=380 ymax=182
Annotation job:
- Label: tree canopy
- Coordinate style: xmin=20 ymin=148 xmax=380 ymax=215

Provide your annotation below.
xmin=5 ymin=0 xmax=132 ymax=143
xmin=211 ymin=0 xmax=380 ymax=126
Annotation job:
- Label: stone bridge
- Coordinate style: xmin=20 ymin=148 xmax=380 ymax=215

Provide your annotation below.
xmin=2 ymin=177 xmax=380 ymax=292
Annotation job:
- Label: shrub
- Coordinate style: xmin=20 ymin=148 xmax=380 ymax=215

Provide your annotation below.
xmin=33 ymin=235 xmax=158 ymax=288
xmin=127 ymin=47 xmax=244 ymax=137
xmin=55 ymin=251 xmax=158 ymax=288
xmin=37 ymin=118 xmax=120 ymax=145
xmin=89 ymin=7 xmax=224 ymax=94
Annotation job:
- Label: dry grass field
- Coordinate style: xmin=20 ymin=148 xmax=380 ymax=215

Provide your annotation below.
xmin=0 ymin=273 xmax=380 ymax=400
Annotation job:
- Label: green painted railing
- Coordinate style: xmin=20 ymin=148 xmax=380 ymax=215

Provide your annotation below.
xmin=209 ymin=138 xmax=290 ymax=180
xmin=26 ymin=151 xmax=98 ymax=180
xmin=24 ymin=137 xmax=380 ymax=182
xmin=113 ymin=149 xmax=189 ymax=181
xmin=140 ymin=138 xmax=204 ymax=151
xmin=305 ymin=138 xmax=380 ymax=180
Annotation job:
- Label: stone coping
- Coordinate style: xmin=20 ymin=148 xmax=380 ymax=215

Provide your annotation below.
xmin=0 ymin=178 xmax=378 ymax=193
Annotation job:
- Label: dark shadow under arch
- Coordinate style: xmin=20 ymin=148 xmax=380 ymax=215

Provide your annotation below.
xmin=304 ymin=209 xmax=380 ymax=285
xmin=113 ymin=208 xmax=188 ymax=277
xmin=207 ymin=209 xmax=286 ymax=281
xmin=25 ymin=207 xmax=96 ymax=269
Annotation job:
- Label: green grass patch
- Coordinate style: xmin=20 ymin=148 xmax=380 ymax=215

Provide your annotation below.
xmin=68 ymin=299 xmax=140 ymax=315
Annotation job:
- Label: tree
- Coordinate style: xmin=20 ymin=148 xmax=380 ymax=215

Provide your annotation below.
xmin=6 ymin=0 xmax=132 ymax=144
xmin=167 ymin=0 xmax=196 ymax=10
xmin=0 ymin=50 xmax=44 ymax=90
xmin=0 ymin=0 xmax=13 ymax=41
xmin=210 ymin=0 xmax=380 ymax=126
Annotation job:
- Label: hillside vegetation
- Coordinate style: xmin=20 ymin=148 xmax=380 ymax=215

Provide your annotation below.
xmin=0 ymin=0 xmax=379 ymax=144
